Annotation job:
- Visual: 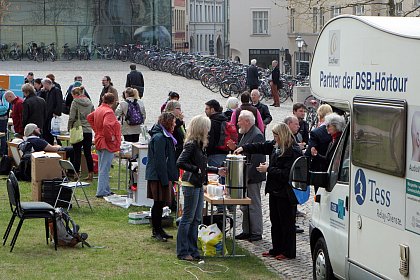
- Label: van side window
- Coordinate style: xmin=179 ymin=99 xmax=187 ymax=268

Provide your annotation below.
xmin=352 ymin=97 xmax=406 ymax=177
xmin=329 ymin=125 xmax=350 ymax=189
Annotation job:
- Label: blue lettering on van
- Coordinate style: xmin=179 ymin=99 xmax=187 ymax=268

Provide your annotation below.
xmin=319 ymin=71 xmax=408 ymax=93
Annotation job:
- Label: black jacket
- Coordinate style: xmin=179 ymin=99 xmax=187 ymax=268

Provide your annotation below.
xmin=271 ymin=66 xmax=280 ymax=87
xmin=40 ymin=86 xmax=63 ymax=120
xmin=126 ymin=70 xmax=144 ymax=95
xmin=173 ymin=118 xmax=186 ymax=160
xmin=305 ymin=125 xmax=332 ymax=172
xmin=254 ymin=101 xmax=272 ymax=126
xmin=242 ymin=140 xmax=302 ymax=200
xmin=207 ymin=112 xmax=228 ymax=156
xmin=246 ymin=65 xmax=259 ymax=87
xmin=298 ymin=119 xmax=309 ymax=144
xmin=22 ymin=93 xmax=47 ymax=130
xmin=177 ymin=140 xmax=218 ymax=186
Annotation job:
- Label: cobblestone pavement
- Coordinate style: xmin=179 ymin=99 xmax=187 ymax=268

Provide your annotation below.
xmin=1 ymin=60 xmax=313 ymax=279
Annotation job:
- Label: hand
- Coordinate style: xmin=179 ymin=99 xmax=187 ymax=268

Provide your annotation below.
xmin=233 ymin=147 xmax=243 ymax=155
xmin=226 ymin=139 xmax=236 ymax=151
xmin=311 ymin=147 xmax=318 ymax=156
xmin=298 ymin=142 xmax=306 ymax=150
xmin=256 ymin=162 xmax=268 ymax=173
xmin=217 ymin=167 xmax=227 ymax=177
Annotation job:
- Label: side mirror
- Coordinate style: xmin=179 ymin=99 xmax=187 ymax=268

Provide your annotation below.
xmin=289 ymin=156 xmax=309 ymax=191
xmin=289 ymin=156 xmax=330 ymax=190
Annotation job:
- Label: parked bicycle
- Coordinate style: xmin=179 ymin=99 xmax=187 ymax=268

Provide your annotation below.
xmin=8 ymin=42 xmax=22 ymax=60
xmin=26 ymin=41 xmax=37 ymax=60
xmin=0 ymin=43 xmax=8 ymax=61
xmin=304 ymin=95 xmax=321 ymax=131
xmin=62 ymin=43 xmax=74 ymax=60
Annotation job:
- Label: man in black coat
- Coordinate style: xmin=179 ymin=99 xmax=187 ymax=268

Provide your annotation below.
xmin=305 ymin=105 xmax=333 ymax=193
xmin=22 ymin=83 xmax=47 ymax=132
xmin=246 ymin=59 xmax=259 ymax=91
xmin=270 ymin=60 xmax=281 ymax=107
xmin=251 ymin=89 xmax=272 ymax=135
xmin=40 ymin=78 xmax=63 ymax=145
xmin=126 ymin=64 xmax=145 ymax=98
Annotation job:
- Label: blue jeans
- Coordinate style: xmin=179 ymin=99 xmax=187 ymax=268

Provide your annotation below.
xmin=0 ymin=118 xmax=7 ymax=155
xmin=176 ymin=186 xmax=203 ymax=258
xmin=96 ymin=149 xmax=114 ymax=196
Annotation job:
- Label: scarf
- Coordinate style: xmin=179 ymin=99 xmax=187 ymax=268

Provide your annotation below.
xmin=160 ymin=124 xmax=178 ymax=146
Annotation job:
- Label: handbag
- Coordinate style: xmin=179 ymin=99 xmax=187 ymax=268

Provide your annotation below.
xmin=69 ymin=109 xmax=83 ymax=144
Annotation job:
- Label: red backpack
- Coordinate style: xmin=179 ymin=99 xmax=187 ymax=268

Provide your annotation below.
xmin=216 ymin=121 xmax=238 ymax=151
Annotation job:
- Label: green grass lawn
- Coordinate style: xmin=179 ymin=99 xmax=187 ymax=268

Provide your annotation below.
xmin=0 ymin=160 xmax=280 ymax=280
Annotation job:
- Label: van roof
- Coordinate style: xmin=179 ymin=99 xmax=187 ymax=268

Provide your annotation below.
xmin=333 ymin=15 xmax=420 ymax=39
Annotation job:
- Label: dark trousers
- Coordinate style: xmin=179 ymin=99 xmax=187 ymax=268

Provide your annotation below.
xmin=0 ymin=117 xmax=7 ymax=155
xmin=124 ymin=134 xmax=139 ymax=142
xmin=269 ymin=195 xmax=296 ymax=258
xmin=151 ymin=200 xmax=165 ymax=232
xmin=72 ymin=133 xmax=93 ymax=173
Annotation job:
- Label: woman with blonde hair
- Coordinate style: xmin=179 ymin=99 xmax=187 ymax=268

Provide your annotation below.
xmin=176 ymin=115 xmax=225 ymax=261
xmin=234 ymin=122 xmax=302 ymax=260
xmin=115 ymin=87 xmax=146 ymax=142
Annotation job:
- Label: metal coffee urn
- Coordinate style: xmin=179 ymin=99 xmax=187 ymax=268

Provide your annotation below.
xmin=225 ymin=154 xmax=246 ymax=199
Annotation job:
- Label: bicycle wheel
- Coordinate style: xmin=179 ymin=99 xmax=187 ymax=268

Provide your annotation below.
xmin=228 ymin=83 xmax=240 ymax=97
xmin=9 ymin=51 xmax=18 ymax=60
xmin=304 ymin=95 xmax=320 ymax=110
xmin=279 ymin=88 xmax=288 ymax=103
xmin=219 ymin=81 xmax=231 ymax=98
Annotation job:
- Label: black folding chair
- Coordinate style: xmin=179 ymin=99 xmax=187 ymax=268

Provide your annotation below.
xmin=3 ymin=171 xmax=58 ymax=252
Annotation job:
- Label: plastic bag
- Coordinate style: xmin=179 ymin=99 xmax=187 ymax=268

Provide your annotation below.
xmin=293 ymin=186 xmax=311 ymax=205
xmin=51 ymin=116 xmax=61 ymax=136
xmin=198 ymin=223 xmax=227 ymax=256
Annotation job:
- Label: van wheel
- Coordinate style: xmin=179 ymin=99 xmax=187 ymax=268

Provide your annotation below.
xmin=313 ymin=237 xmax=334 ymax=280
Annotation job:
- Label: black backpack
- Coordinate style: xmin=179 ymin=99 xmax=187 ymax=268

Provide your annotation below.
xmin=13 ymin=141 xmax=33 ymax=181
xmin=0 ymin=155 xmax=13 ymax=175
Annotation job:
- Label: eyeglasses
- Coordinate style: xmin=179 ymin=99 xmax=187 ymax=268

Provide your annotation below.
xmin=175 ymin=107 xmax=181 ymax=110
xmin=273 ymin=132 xmax=278 ymax=136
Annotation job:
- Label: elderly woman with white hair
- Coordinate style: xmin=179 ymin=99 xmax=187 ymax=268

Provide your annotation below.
xmin=223 ymin=96 xmax=239 ymax=119
xmin=311 ymin=112 xmax=346 ymax=164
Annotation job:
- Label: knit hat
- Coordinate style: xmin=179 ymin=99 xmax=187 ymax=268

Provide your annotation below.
xmin=74 ymin=81 xmax=82 ymax=87
xmin=24 ymin=123 xmax=38 ymax=137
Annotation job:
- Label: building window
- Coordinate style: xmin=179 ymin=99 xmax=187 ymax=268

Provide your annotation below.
xmin=290 ymin=8 xmax=295 ymax=33
xmin=354 ymin=4 xmax=365 ymax=15
xmin=416 ymin=0 xmax=420 ymax=7
xmin=319 ymin=7 xmax=325 ymax=29
xmin=313 ymin=7 xmax=318 ymax=33
xmin=252 ymin=10 xmax=269 ymax=35
xmin=331 ymin=6 xmax=341 ymax=18
xmin=396 ymin=2 xmax=403 ymax=15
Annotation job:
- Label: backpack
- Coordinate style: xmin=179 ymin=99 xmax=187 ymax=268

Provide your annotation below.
xmin=125 ymin=100 xmax=143 ymax=125
xmin=13 ymin=141 xmax=33 ymax=181
xmin=0 ymin=155 xmax=13 ymax=175
xmin=216 ymin=121 xmax=238 ymax=151
xmin=49 ymin=208 xmax=90 ymax=247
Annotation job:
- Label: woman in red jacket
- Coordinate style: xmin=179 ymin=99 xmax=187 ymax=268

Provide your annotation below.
xmin=87 ymin=93 xmax=122 ymax=198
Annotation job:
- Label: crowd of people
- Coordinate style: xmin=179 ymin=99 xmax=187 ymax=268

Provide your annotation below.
xmin=3 ymin=62 xmax=346 ymax=263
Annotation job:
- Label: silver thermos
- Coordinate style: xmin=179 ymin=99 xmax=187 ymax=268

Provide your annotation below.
xmin=225 ymin=154 xmax=246 ymax=199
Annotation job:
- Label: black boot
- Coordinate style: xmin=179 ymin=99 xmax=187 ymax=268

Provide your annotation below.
xmin=152 ymin=228 xmax=167 ymax=242
xmin=159 ymin=228 xmax=173 ymax=239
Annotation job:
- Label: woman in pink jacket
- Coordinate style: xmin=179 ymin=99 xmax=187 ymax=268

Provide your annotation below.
xmin=87 ymin=93 xmax=122 ymax=197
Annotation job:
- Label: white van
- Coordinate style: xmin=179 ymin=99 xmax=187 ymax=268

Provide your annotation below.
xmin=290 ymin=15 xmax=420 ymax=279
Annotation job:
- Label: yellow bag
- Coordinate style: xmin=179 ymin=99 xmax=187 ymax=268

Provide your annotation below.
xmin=198 ymin=223 xmax=227 ymax=256
xmin=70 ymin=109 xmax=83 ymax=144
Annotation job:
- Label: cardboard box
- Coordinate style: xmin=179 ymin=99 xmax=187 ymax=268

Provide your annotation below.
xmin=31 ymin=152 xmax=63 ymax=201
xmin=128 ymin=212 xmax=150 ymax=225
